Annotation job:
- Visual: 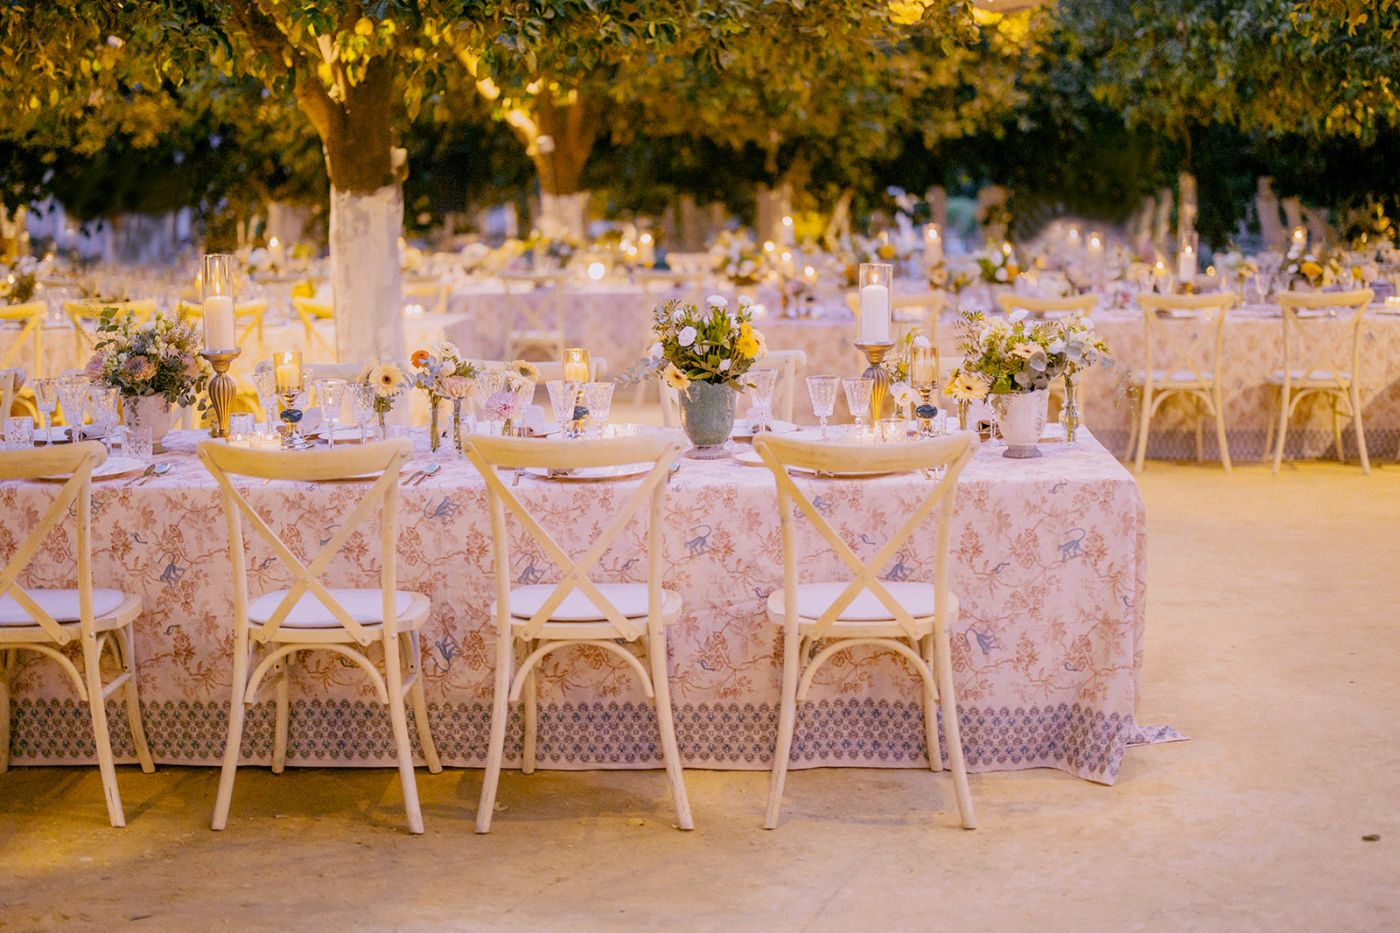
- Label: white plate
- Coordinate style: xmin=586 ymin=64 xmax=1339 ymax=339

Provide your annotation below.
xmin=39 ymin=456 xmax=145 ymax=482
xmin=525 ymin=463 xmax=652 ymax=482
xmin=730 ymin=419 xmax=798 ymax=440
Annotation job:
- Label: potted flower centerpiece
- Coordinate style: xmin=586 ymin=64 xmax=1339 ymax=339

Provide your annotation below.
xmin=411 ymin=340 xmax=478 ymax=453
xmin=651 ymin=295 xmax=767 ymax=458
xmin=88 ymin=308 xmax=209 ymax=446
xmin=953 ymin=309 xmax=1110 ymax=458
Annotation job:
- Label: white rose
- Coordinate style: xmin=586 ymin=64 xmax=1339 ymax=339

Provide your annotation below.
xmin=995 ymin=267 xmax=1009 ymax=283
xmin=1008 ymin=308 xmax=1028 ymax=323
xmin=706 ymin=294 xmax=728 ymax=309
xmin=719 ymin=359 xmax=731 ymax=371
xmin=678 ymin=326 xmax=697 ymax=348
xmin=737 ymin=294 xmax=754 ymax=308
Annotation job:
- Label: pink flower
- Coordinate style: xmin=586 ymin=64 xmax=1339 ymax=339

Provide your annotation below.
xmin=120 ymin=355 xmax=156 ymax=382
xmin=484 ymin=389 xmax=520 ymax=421
xmin=85 ymin=353 xmax=106 ymax=378
xmin=180 ymin=354 xmax=200 ymax=377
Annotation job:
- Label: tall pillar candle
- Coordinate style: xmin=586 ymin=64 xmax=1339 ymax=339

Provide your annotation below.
xmin=924 ymin=224 xmax=943 ymax=268
xmin=857 ymin=263 xmax=892 ymax=344
xmin=202 ymin=296 xmax=236 ymax=351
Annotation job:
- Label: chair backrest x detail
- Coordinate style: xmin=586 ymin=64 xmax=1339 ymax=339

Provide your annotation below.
xmin=464 ymin=432 xmax=684 ymax=641
xmin=1276 ymin=289 xmax=1373 ymax=389
xmin=753 ymin=431 xmax=976 ymax=640
xmin=1138 ymin=291 xmax=1235 ymax=389
xmin=198 ymin=439 xmax=412 ymax=646
xmin=0 ymin=442 xmax=106 ymax=645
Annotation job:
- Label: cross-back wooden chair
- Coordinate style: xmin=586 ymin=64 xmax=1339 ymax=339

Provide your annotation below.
xmin=658 ymin=349 xmax=807 ymax=428
xmin=403 ymin=278 xmax=450 ymax=316
xmin=199 ymin=439 xmax=441 ymax=834
xmin=752 ymin=431 xmax=978 ymax=830
xmin=1128 ymin=292 xmax=1236 ymax=473
xmin=0 ymin=368 xmax=21 ymax=418
xmin=0 ymin=301 xmax=46 ymax=377
xmin=0 ymin=442 xmax=154 ymax=826
xmin=63 ymin=299 xmax=157 ymax=364
xmin=501 ymin=272 xmax=569 ymax=362
xmin=1267 ymin=289 xmax=1373 ymax=475
xmin=290 ymin=296 xmax=336 ymax=356
xmin=464 ymin=431 xmax=693 ymax=833
xmin=178 ymin=299 xmax=269 ymax=349
xmin=995 ymin=292 xmax=1097 ymax=319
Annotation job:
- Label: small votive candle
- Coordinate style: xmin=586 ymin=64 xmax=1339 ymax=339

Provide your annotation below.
xmin=909 ymin=343 xmax=938 ymax=388
xmin=274 ymin=350 xmax=303 ymax=394
xmin=562 ymin=347 xmax=590 ymax=384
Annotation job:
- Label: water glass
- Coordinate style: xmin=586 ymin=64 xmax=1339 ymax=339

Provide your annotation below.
xmin=3 ymin=415 xmax=34 ymax=450
xmin=744 ymin=368 xmax=778 ymax=432
xmin=89 ymin=386 xmax=121 ymax=446
xmin=806 ymin=375 xmax=840 ymax=438
xmin=879 ymin=417 xmax=906 ymax=444
xmin=842 ymin=377 xmax=874 ymax=429
xmin=315 ymin=378 xmax=347 ymax=448
xmin=584 ymin=382 xmax=615 ymax=432
xmin=348 ymin=382 xmax=377 ymax=443
xmin=227 ymin=412 xmax=255 ymax=446
xmin=252 ymin=367 xmax=278 ymax=427
xmin=124 ymin=426 xmax=154 ymax=461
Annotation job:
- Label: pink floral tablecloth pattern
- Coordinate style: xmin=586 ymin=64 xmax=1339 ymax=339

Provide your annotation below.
xmin=3 ymin=428 xmax=1148 ymax=784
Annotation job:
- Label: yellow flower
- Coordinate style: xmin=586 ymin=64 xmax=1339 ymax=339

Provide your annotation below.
xmin=291 ymin=280 xmax=316 ymax=300
xmin=509 ymin=359 xmax=540 ymax=382
xmin=948 ymin=371 xmax=989 ymax=403
xmin=662 ymin=363 xmax=691 ymax=391
xmin=876 ymin=243 xmax=897 ymax=260
xmin=736 ymin=334 xmax=760 ymax=359
xmin=368 ymin=362 xmax=405 ymax=399
xmin=888 ymin=0 xmax=927 ymax=25
xmin=354 ymin=16 xmax=375 ymax=36
xmin=1301 ymin=261 xmax=1323 ymax=280
xmin=752 ymin=328 xmax=768 ymax=358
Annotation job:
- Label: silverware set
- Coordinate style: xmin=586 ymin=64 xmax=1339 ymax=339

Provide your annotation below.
xmin=401 ymin=463 xmax=441 ymax=487
xmin=124 ymin=462 xmax=170 ymax=486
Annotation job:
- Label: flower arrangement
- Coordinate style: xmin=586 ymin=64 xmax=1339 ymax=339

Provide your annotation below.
xmin=525 ymin=231 xmax=578 ymax=268
xmin=650 ymin=295 xmax=767 ymax=390
xmin=411 ymin=340 xmax=480 ymax=451
xmin=710 ymin=230 xmax=765 ymax=286
xmin=356 ymin=359 xmax=409 ymax=419
xmin=1286 ymin=244 xmax=1344 ymax=290
xmin=975 ymin=245 xmax=1020 ymax=285
xmin=954 ymin=309 xmax=1110 ymax=395
xmin=3 ymin=257 xmax=38 ymax=304
xmin=88 ymin=309 xmax=209 ymax=405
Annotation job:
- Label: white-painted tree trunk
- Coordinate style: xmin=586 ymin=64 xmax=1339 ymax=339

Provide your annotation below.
xmin=537 ymin=192 xmax=590 ymax=240
xmin=1177 ymin=172 xmax=1197 ymax=248
xmin=1256 ymin=177 xmax=1285 ymax=249
xmin=266 ymin=201 xmax=314 ymax=248
xmin=1152 ymin=187 xmax=1174 ymax=253
xmin=329 ymin=184 xmax=405 ymax=367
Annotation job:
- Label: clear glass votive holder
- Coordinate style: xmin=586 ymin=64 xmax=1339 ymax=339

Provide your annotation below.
xmin=124 ymin=427 xmax=154 ymax=461
xmin=3 ymin=415 xmax=34 ymax=450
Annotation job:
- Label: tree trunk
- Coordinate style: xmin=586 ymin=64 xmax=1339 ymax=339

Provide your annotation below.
xmin=536 ymin=191 xmax=590 ymax=240
xmin=1178 ymin=172 xmax=1197 ymax=250
xmin=524 ymin=90 xmax=601 ymax=239
xmin=1256 ymin=177 xmax=1285 ymax=249
xmin=295 ymin=57 xmax=404 ymax=367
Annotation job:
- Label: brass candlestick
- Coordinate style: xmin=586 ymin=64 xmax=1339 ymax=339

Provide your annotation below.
xmin=855 ymin=341 xmax=895 ymax=421
xmin=200 ymin=349 xmax=241 ymax=438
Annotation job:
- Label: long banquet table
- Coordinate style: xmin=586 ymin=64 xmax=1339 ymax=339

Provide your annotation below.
xmin=446 ymin=286 xmax=1400 ymax=462
xmin=4 ymin=428 xmax=1150 ymax=784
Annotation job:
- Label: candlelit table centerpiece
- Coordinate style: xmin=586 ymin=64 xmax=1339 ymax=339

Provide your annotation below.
xmin=854 ymin=262 xmax=896 ymax=421
xmin=198 ymin=252 xmax=241 ymax=438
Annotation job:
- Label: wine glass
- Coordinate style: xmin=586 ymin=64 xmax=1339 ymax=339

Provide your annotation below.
xmin=743 ymin=367 xmax=778 ymax=433
xmin=546 ymin=379 xmax=578 ymax=427
xmin=806 ymin=375 xmax=840 ymax=438
xmin=842 ymin=377 xmax=873 ymax=431
xmin=88 ymin=385 xmax=120 ymax=450
xmin=57 ymin=375 xmax=91 ymax=444
xmin=32 ymin=378 xmax=58 ymax=446
xmin=315 ymin=378 xmax=347 ymax=449
xmin=348 ymin=382 xmax=376 ymax=444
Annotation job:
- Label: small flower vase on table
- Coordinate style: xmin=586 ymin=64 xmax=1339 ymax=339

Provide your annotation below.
xmin=990 ymin=389 xmax=1048 ymax=459
xmin=1060 ymin=375 xmax=1081 ymax=445
xmin=679 ymin=381 xmax=737 ymax=459
xmin=428 ymin=395 xmax=442 ymax=452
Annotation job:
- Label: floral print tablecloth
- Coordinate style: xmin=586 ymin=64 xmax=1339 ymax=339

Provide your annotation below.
xmin=3 ymin=427 xmax=1150 ymax=784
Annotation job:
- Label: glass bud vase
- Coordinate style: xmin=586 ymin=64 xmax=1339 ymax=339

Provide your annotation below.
xmin=1061 ymin=376 xmax=1081 ymax=445
xmin=428 ymin=396 xmax=442 ymax=452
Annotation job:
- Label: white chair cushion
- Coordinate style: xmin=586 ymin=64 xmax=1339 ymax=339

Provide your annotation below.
xmin=508 ymin=583 xmax=675 ymax=622
xmin=247 ymin=588 xmax=418 ymax=629
xmin=1268 ymin=369 xmax=1351 ymax=385
xmin=776 ymin=581 xmax=946 ymax=622
xmin=0 ymin=588 xmax=126 ymax=626
xmin=1132 ymin=369 xmax=1213 ymax=386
